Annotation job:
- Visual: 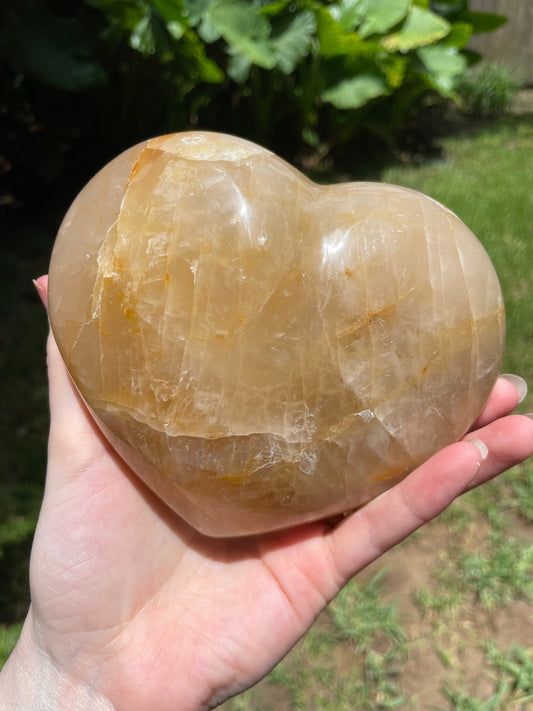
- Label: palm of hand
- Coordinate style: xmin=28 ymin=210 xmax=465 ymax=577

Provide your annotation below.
xmin=31 ymin=337 xmax=341 ymax=711
xmin=26 ymin=277 xmax=533 ymax=711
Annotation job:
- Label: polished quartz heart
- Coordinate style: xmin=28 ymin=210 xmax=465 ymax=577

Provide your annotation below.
xmin=48 ymin=132 xmax=504 ymax=536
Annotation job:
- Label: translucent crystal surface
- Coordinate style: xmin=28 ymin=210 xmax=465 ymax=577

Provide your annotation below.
xmin=48 ymin=132 xmax=505 ymax=536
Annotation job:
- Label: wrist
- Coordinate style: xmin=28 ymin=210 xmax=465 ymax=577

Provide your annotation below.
xmin=0 ymin=608 xmax=114 ymax=711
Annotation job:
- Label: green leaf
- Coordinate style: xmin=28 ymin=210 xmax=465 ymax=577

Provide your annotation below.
xmin=167 ymin=21 xmax=186 ymax=40
xmin=302 ymin=126 xmax=321 ymax=147
xmin=442 ymin=21 xmax=472 ymax=49
xmin=418 ymin=44 xmax=466 ymax=76
xmin=332 ymin=0 xmax=368 ymax=32
xmin=208 ymin=0 xmax=271 ymax=42
xmin=462 ymin=48 xmax=482 ymax=67
xmin=152 ymin=0 xmax=187 ymax=24
xmin=260 ymin=0 xmax=292 ymax=16
xmin=358 ymin=0 xmax=410 ymax=39
xmin=227 ymin=51 xmax=251 ymax=82
xmin=183 ymin=31 xmax=224 ymax=82
xmin=183 ymin=0 xmax=213 ymax=25
xmin=130 ymin=15 xmax=155 ymax=53
xmin=417 ymin=45 xmax=466 ymax=95
xmin=377 ymin=52 xmax=408 ymax=89
xmin=272 ymin=11 xmax=316 ymax=74
xmin=461 ymin=11 xmax=507 ymax=34
xmin=316 ymin=8 xmax=372 ymax=58
xmin=429 ymin=1 xmax=467 ymax=20
xmin=321 ymin=74 xmax=388 ymax=109
xmin=382 ymin=6 xmax=450 ymax=51
xmin=129 ymin=10 xmax=177 ymax=61
xmin=198 ymin=16 xmax=222 ymax=42
xmin=207 ymin=0 xmax=277 ymax=68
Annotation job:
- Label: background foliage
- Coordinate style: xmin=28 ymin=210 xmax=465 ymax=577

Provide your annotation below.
xmin=1 ymin=0 xmax=507 ymax=208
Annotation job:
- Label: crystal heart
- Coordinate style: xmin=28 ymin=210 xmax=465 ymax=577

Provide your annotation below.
xmin=48 ymin=132 xmax=504 ymax=536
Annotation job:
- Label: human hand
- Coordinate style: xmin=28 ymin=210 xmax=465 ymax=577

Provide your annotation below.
xmin=1 ymin=275 xmax=532 ymax=711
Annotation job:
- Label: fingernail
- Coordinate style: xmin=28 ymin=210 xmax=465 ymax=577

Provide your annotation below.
xmin=500 ymin=373 xmax=528 ymax=403
xmin=32 ymin=278 xmax=47 ymax=309
xmin=467 ymin=438 xmax=489 ymax=460
xmin=524 ymin=413 xmax=533 ymax=420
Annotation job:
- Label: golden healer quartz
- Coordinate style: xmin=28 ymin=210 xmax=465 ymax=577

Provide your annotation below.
xmin=48 ymin=132 xmax=505 ymax=536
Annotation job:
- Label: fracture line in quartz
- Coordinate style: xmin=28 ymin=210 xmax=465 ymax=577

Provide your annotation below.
xmin=452 ymin=210 xmax=476 ymax=419
xmin=94 ymin=223 xmax=120 ymax=397
xmin=415 ymin=194 xmax=434 ymax=412
xmin=361 ymin=197 xmax=376 ymax=408
xmin=136 ymin=171 xmax=163 ymax=424
xmin=174 ymin=161 xmax=206 ymax=426
xmin=162 ymin=170 xmax=189 ymax=428
xmin=227 ymin=172 xmax=247 ymax=439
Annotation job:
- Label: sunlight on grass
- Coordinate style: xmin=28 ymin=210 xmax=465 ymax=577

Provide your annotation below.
xmin=442 ymin=643 xmax=533 ymax=711
xmin=0 ymin=623 xmax=23 ymax=668
xmin=226 ymin=572 xmax=406 ymax=711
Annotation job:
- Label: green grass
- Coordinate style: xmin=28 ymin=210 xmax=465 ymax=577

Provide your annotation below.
xmin=507 ymin=462 xmax=533 ymax=521
xmin=457 ymin=61 xmax=523 ymax=118
xmin=225 ymin=572 xmax=406 ymax=711
xmin=414 ymin=531 xmax=533 ymax=619
xmin=442 ymin=643 xmax=533 ymax=710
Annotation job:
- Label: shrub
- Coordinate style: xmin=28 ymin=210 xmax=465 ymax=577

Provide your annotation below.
xmin=457 ymin=60 xmax=523 ymax=117
xmin=0 ymin=0 xmax=509 ymax=203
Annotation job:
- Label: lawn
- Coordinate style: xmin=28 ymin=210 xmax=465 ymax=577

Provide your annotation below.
xmin=1 ymin=109 xmax=533 ymax=709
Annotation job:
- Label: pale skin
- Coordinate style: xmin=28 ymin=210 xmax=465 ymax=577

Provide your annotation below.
xmin=1 ymin=275 xmax=533 ymax=711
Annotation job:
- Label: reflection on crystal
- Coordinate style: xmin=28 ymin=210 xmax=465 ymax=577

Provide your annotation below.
xmin=48 ymin=132 xmax=505 ymax=537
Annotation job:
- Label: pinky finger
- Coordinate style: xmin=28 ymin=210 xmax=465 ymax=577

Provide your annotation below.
xmin=469 ymin=374 xmax=527 ymax=431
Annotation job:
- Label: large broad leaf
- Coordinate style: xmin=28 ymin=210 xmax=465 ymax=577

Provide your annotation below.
xmin=130 ymin=15 xmax=157 ymax=53
xmin=377 ymin=52 xmax=408 ymax=89
xmin=130 ymin=11 xmax=177 ymax=61
xmin=227 ymin=50 xmax=251 ymax=83
xmin=441 ymin=21 xmax=472 ymax=49
xmin=183 ymin=0 xmax=213 ymax=25
xmin=260 ymin=0 xmax=293 ymax=16
xmin=461 ymin=11 xmax=507 ymax=34
xmin=331 ymin=0 xmax=368 ymax=32
xmin=461 ymin=48 xmax=482 ymax=67
xmin=316 ymin=8 xmax=374 ymax=58
xmin=321 ymin=74 xmax=388 ymax=109
xmin=429 ymin=0 xmax=467 ymax=19
xmin=198 ymin=16 xmax=222 ymax=43
xmin=417 ymin=44 xmax=466 ymax=95
xmin=183 ymin=32 xmax=224 ymax=82
xmin=152 ymin=0 xmax=188 ymax=24
xmin=272 ymin=11 xmax=316 ymax=74
xmin=207 ymin=0 xmax=277 ymax=68
xmin=358 ymin=0 xmax=410 ymax=39
xmin=383 ymin=6 xmax=450 ymax=51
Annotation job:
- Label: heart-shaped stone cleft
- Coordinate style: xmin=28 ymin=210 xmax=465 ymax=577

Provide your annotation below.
xmin=48 ymin=132 xmax=504 ymax=537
